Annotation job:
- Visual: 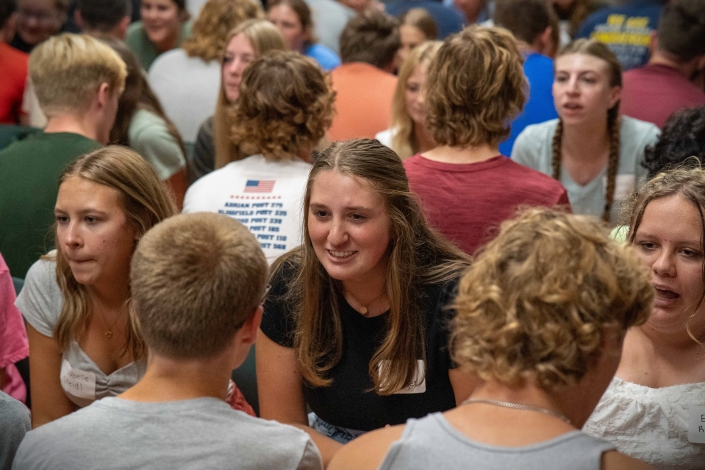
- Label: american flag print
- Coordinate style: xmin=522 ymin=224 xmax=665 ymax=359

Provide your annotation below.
xmin=243 ymin=180 xmax=275 ymax=193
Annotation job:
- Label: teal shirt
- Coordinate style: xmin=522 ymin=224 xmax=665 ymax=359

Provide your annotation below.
xmin=0 ymin=132 xmax=101 ymax=277
xmin=125 ymin=20 xmax=193 ymax=71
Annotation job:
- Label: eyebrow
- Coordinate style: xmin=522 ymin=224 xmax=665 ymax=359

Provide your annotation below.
xmin=634 ymin=231 xmax=702 ymax=245
xmin=309 ymin=203 xmax=375 ymax=212
xmin=53 ymin=208 xmax=110 ymax=216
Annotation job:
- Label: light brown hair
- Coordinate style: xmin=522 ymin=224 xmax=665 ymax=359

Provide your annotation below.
xmin=389 ymin=40 xmax=441 ymax=159
xmin=425 ymin=26 xmax=526 ymax=148
xmin=551 ymin=39 xmax=622 ymax=222
xmin=29 ymin=33 xmax=126 ymax=117
xmin=182 ymin=0 xmax=264 ymax=62
xmin=267 ymin=0 xmax=318 ymax=48
xmin=53 ymin=146 xmax=178 ymax=359
xmin=213 ymin=20 xmax=286 ymax=170
xmin=131 ymin=212 xmax=267 ymax=359
xmin=230 ymin=50 xmax=334 ymax=162
xmin=399 ymin=8 xmax=437 ymax=40
xmin=452 ymin=207 xmax=653 ymax=390
xmin=272 ymin=138 xmax=471 ymax=394
xmin=339 ymin=10 xmax=400 ymax=69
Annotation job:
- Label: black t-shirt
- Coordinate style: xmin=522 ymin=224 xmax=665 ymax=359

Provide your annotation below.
xmin=261 ymin=262 xmax=459 ymax=432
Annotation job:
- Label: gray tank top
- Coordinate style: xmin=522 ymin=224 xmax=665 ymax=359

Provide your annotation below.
xmin=379 ymin=413 xmax=615 ymax=470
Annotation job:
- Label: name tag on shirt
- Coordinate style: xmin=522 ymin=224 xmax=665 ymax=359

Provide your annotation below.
xmin=378 ymin=359 xmax=426 ymax=394
xmin=688 ymin=405 xmax=705 ymax=444
xmin=60 ymin=359 xmax=96 ymax=400
xmin=602 ymin=174 xmax=636 ymax=202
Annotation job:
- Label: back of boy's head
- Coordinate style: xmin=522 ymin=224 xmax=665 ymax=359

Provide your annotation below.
xmin=493 ymin=0 xmax=551 ymax=45
xmin=339 ymin=10 xmax=400 ymax=69
xmin=1 ymin=0 xmax=15 ymax=31
xmin=130 ymin=213 xmax=268 ymax=360
xmin=426 ymin=25 xmax=526 ymax=148
xmin=77 ymin=0 xmax=131 ymax=33
xmin=657 ymin=0 xmax=705 ymax=62
xmin=29 ymin=33 xmax=127 ymax=117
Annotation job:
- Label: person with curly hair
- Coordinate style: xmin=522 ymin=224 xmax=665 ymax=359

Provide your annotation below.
xmin=404 ymin=26 xmax=569 ymax=255
xmin=183 ymin=50 xmax=334 ymax=263
xmin=583 ymin=166 xmax=705 ymax=468
xmin=257 ymin=138 xmax=474 ymax=466
xmin=189 ymin=19 xmax=286 ymax=182
xmin=329 ymin=207 xmax=654 ymax=470
xmin=513 ymin=39 xmax=659 ymax=225
xmin=148 ymin=0 xmax=263 ymax=142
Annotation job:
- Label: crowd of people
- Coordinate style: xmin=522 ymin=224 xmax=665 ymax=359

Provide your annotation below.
xmin=1 ymin=0 xmax=704 ymax=468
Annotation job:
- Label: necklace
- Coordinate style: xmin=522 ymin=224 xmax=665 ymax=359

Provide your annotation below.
xmin=461 ymin=398 xmax=572 ymax=425
xmin=97 ymin=307 xmax=121 ymax=339
xmin=344 ymin=289 xmax=387 ymax=317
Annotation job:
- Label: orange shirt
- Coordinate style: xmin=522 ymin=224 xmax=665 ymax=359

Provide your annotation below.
xmin=328 ymin=62 xmax=397 ymax=141
xmin=0 ymin=43 xmax=28 ymax=124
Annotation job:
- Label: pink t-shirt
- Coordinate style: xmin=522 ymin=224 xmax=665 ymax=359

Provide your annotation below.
xmin=404 ymin=154 xmax=571 ymax=255
xmin=1 ymin=254 xmax=29 ymax=402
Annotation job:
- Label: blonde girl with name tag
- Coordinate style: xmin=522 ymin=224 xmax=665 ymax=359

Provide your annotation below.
xmin=512 ymin=38 xmax=659 ymax=225
xmin=583 ymin=166 xmax=705 ymax=468
xmin=17 ymin=147 xmax=177 ymax=428
xmin=257 ymin=138 xmax=474 ymax=466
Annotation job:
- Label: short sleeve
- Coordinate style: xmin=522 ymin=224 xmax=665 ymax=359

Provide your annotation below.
xmin=260 ymin=261 xmax=298 ymax=348
xmin=129 ymin=111 xmax=186 ymax=180
xmin=296 ymin=438 xmax=324 ymax=470
xmin=191 ymin=117 xmax=215 ymax=183
xmin=0 ymin=256 xmax=28 ymax=368
xmin=15 ymin=258 xmax=62 ymax=338
xmin=511 ymin=126 xmax=541 ymax=169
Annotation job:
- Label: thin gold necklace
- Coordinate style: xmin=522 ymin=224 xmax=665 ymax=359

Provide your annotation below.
xmin=344 ymin=290 xmax=387 ymax=317
xmin=462 ymin=398 xmax=572 ymax=425
xmin=97 ymin=307 xmax=121 ymax=339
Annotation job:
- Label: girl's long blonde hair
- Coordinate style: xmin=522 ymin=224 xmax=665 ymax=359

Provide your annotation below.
xmin=389 ymin=41 xmax=441 ymax=160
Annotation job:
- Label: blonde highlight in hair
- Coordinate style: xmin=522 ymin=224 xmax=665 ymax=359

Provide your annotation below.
xmin=182 ymin=0 xmax=264 ymax=62
xmin=551 ymin=39 xmax=623 ymax=222
xmin=624 ymin=164 xmax=705 ymax=346
xmin=214 ymin=20 xmax=286 ymax=169
xmin=390 ymin=41 xmax=441 ymax=160
xmin=425 ymin=26 xmax=526 ymax=148
xmin=53 ymin=146 xmax=178 ymax=360
xmin=451 ymin=208 xmax=653 ymax=390
xmin=29 ymin=33 xmax=127 ymax=117
xmin=272 ymin=138 xmax=470 ymax=394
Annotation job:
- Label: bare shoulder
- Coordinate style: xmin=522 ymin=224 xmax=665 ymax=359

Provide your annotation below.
xmin=327 ymin=425 xmax=406 ymax=470
xmin=602 ymin=450 xmax=655 ymax=470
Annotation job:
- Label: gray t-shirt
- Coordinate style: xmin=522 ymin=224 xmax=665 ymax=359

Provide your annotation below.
xmin=512 ymin=116 xmax=659 ymax=224
xmin=15 ymin=258 xmax=145 ymax=408
xmin=379 ymin=413 xmax=615 ymax=470
xmin=0 ymin=391 xmax=30 ymax=470
xmin=12 ymin=397 xmax=323 ymax=470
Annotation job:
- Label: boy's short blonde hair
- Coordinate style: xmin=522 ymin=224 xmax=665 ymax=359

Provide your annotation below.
xmin=130 ymin=212 xmax=268 ymax=359
xmin=29 ymin=33 xmax=127 ymax=117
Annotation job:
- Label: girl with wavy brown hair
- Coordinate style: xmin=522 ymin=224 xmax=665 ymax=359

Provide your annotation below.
xmin=183 ymin=50 xmax=334 ymax=263
xmin=256 ymin=138 xmax=474 ymax=466
xmin=17 ymin=146 xmax=177 ymax=428
xmin=512 ymin=39 xmax=659 ymax=224
xmin=329 ymin=207 xmax=654 ymax=470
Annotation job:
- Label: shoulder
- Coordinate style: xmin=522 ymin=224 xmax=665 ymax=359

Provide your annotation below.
xmin=620 ymin=116 xmax=660 ymax=144
xmin=375 ymin=128 xmax=395 ymax=148
xmin=125 ymin=21 xmax=146 ymax=43
xmin=329 ymin=424 xmax=405 ymax=470
xmin=15 ymin=257 xmax=62 ymax=336
xmin=576 ymin=6 xmax=612 ymax=37
xmin=128 ymin=109 xmax=172 ymax=140
xmin=148 ymin=48 xmax=188 ymax=74
xmin=512 ymin=119 xmax=558 ymax=163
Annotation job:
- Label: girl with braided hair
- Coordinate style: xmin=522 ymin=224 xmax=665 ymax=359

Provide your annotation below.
xmin=513 ymin=39 xmax=659 ymax=225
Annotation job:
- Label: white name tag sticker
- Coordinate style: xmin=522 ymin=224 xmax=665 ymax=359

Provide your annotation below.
xmin=378 ymin=360 xmax=426 ymax=394
xmin=60 ymin=359 xmax=96 ymax=400
xmin=603 ymin=174 xmax=636 ymax=202
xmin=688 ymin=406 xmax=705 ymax=444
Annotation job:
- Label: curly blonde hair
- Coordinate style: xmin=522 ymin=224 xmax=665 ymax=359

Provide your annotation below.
xmin=451 ymin=207 xmax=653 ymax=391
xmin=229 ymin=50 xmax=335 ymax=161
xmin=425 ymin=25 xmax=526 ymax=148
xmin=389 ymin=40 xmax=441 ymax=160
xmin=182 ymin=0 xmax=263 ymax=62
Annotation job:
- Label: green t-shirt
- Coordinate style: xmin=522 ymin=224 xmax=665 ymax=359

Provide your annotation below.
xmin=0 ymin=132 xmax=101 ymax=277
xmin=125 ymin=20 xmax=193 ymax=72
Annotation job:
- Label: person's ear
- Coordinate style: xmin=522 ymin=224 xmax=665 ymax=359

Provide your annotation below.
xmin=115 ymin=16 xmax=130 ymax=40
xmin=96 ymin=82 xmax=111 ymax=109
xmin=537 ymin=26 xmax=552 ymax=55
xmin=240 ymin=306 xmax=263 ymax=346
xmin=74 ymin=10 xmax=84 ymax=30
xmin=608 ymin=85 xmax=622 ymax=109
xmin=649 ymin=30 xmax=658 ymax=54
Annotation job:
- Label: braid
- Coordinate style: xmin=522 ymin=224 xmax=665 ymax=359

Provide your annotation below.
xmin=603 ymin=103 xmax=621 ymax=222
xmin=551 ymin=119 xmax=563 ymax=180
